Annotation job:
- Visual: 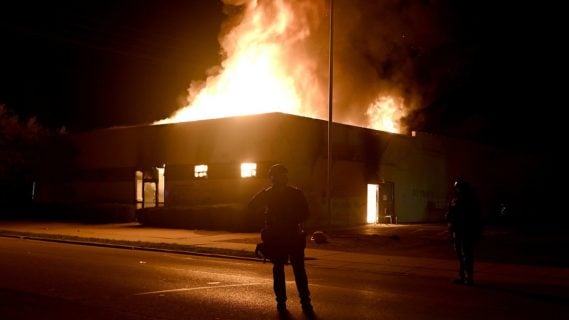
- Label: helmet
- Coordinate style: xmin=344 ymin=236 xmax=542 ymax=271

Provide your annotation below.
xmin=268 ymin=163 xmax=288 ymax=177
xmin=453 ymin=179 xmax=461 ymax=188
xmin=453 ymin=178 xmax=469 ymax=191
xmin=311 ymin=231 xmax=329 ymax=244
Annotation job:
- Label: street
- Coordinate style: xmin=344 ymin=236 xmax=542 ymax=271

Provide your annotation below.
xmin=1 ymin=237 xmax=567 ymax=319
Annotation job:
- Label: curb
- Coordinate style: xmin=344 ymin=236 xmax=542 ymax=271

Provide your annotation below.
xmin=0 ymin=231 xmax=262 ymax=263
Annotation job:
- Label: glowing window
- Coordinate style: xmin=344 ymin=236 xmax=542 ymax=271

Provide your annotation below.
xmin=31 ymin=181 xmax=36 ymax=200
xmin=194 ymin=164 xmax=208 ymax=178
xmin=241 ymin=162 xmax=257 ymax=178
xmin=135 ymin=171 xmax=143 ymax=202
xmin=157 ymin=167 xmax=165 ymax=205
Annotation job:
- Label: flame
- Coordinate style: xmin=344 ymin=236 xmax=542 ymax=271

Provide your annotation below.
xmin=366 ymin=95 xmax=406 ymax=133
xmin=155 ymin=0 xmax=409 ymax=135
xmin=155 ymin=0 xmax=325 ymax=125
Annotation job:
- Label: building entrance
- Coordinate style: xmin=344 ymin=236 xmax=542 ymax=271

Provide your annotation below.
xmin=135 ymin=167 xmax=165 ymax=209
xmin=367 ymin=181 xmax=396 ymax=224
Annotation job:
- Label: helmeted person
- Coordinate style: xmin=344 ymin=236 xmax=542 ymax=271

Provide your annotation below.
xmin=446 ymin=178 xmax=482 ymax=286
xmin=248 ymin=163 xmax=313 ymax=315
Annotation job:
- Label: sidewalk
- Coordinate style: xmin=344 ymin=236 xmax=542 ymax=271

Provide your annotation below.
xmin=1 ymin=220 xmax=568 ymax=288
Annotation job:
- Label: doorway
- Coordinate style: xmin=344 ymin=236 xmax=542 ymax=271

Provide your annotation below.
xmin=378 ymin=181 xmax=395 ymax=224
xmin=135 ymin=166 xmax=165 ymax=209
xmin=367 ymin=184 xmax=379 ymax=223
xmin=367 ymin=181 xmax=396 ymax=224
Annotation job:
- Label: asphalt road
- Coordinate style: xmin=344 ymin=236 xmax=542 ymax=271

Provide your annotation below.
xmin=1 ymin=237 xmax=567 ymax=319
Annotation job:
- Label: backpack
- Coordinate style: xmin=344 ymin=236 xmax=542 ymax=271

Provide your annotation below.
xmin=254 ymin=227 xmax=306 ymax=263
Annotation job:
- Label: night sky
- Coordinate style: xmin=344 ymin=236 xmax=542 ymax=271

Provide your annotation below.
xmin=1 ymin=1 xmax=223 ymax=130
xmin=0 ymin=1 xmax=562 ymax=152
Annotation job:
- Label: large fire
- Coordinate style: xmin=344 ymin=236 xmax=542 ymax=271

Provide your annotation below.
xmin=155 ymin=0 xmax=408 ymax=134
xmin=365 ymin=96 xmax=406 ymax=133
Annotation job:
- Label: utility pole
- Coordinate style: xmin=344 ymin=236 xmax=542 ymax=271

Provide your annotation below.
xmin=327 ymin=0 xmax=334 ymax=226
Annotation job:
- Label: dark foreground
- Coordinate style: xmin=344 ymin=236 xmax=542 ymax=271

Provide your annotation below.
xmin=1 ymin=237 xmax=568 ymax=320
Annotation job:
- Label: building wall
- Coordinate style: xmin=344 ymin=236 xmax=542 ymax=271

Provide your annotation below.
xmin=72 ymin=127 xmax=140 ymax=169
xmin=73 ymin=181 xmax=134 ymax=203
xmin=44 ymin=113 xmax=540 ymax=226
xmin=377 ymin=134 xmax=445 ymax=223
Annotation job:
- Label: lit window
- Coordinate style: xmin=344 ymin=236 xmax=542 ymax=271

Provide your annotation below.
xmin=194 ymin=164 xmax=208 ymax=178
xmin=135 ymin=171 xmax=143 ymax=202
xmin=241 ymin=162 xmax=257 ymax=178
xmin=31 ymin=181 xmax=36 ymax=200
xmin=157 ymin=166 xmax=165 ymax=205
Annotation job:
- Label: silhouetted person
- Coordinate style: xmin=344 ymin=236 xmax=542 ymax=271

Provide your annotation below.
xmin=248 ymin=164 xmax=313 ymax=315
xmin=446 ymin=178 xmax=481 ymax=286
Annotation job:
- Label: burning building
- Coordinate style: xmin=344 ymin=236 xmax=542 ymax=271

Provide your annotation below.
xmin=30 ymin=1 xmax=546 ymax=227
xmin=35 ymin=112 xmax=536 ymax=228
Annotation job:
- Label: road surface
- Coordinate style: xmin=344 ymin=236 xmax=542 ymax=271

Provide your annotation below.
xmin=1 ymin=237 xmax=567 ymax=319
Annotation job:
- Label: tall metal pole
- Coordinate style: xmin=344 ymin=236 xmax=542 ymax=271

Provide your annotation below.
xmin=327 ymin=0 xmax=334 ymax=226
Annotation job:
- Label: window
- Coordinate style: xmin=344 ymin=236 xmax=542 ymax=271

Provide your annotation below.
xmin=194 ymin=164 xmax=208 ymax=178
xmin=241 ymin=162 xmax=257 ymax=178
xmin=31 ymin=181 xmax=37 ymax=200
xmin=143 ymin=181 xmax=157 ymax=208
xmin=157 ymin=166 xmax=165 ymax=205
xmin=135 ymin=171 xmax=143 ymax=203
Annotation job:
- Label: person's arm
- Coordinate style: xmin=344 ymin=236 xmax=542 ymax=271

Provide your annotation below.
xmin=248 ymin=189 xmax=266 ymax=211
xmin=297 ymin=190 xmax=310 ymax=223
xmin=249 ymin=189 xmax=269 ymax=229
xmin=446 ymin=199 xmax=456 ymax=231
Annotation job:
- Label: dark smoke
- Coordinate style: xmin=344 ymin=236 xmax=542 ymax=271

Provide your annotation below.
xmin=210 ymin=0 xmax=475 ymax=132
xmin=332 ymin=0 xmax=475 ymax=131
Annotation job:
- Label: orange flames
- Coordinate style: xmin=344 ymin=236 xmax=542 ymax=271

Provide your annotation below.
xmin=365 ymin=96 xmax=406 ymax=133
xmin=155 ymin=0 xmax=408 ymax=134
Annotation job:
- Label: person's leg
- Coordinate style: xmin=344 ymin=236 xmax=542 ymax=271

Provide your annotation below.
xmin=272 ymin=257 xmax=287 ymax=312
xmin=452 ymin=232 xmax=466 ymax=283
xmin=290 ymin=249 xmax=312 ymax=311
xmin=463 ymin=238 xmax=475 ymax=285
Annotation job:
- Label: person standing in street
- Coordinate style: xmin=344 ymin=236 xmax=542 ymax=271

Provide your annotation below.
xmin=446 ymin=178 xmax=482 ymax=286
xmin=248 ymin=163 xmax=313 ymax=315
